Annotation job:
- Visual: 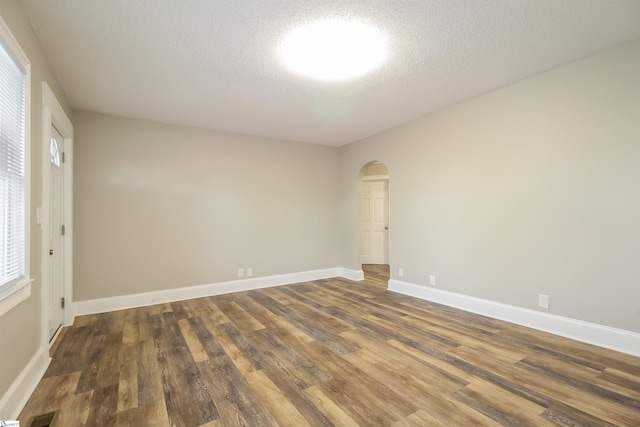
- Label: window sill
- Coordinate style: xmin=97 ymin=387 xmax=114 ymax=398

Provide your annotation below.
xmin=0 ymin=279 xmax=33 ymax=318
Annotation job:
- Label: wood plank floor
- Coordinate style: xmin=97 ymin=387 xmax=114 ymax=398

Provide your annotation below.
xmin=20 ymin=264 xmax=640 ymax=426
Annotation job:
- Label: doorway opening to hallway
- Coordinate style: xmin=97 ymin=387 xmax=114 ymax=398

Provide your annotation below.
xmin=359 ymin=161 xmax=390 ymax=284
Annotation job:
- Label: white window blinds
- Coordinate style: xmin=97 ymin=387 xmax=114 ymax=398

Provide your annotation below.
xmin=0 ymin=40 xmax=26 ymax=289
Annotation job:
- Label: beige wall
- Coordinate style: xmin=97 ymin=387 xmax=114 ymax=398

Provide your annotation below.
xmin=0 ymin=0 xmax=72 ymax=399
xmin=341 ymin=38 xmax=640 ymax=333
xmin=2 ymin=0 xmax=639 ymax=408
xmin=73 ymin=111 xmax=341 ymax=301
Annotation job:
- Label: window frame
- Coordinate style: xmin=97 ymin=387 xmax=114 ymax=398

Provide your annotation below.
xmin=0 ymin=15 xmax=32 ymax=317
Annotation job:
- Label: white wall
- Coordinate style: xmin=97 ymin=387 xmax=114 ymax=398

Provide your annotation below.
xmin=341 ymin=38 xmax=640 ymax=333
xmin=73 ymin=111 xmax=341 ymax=301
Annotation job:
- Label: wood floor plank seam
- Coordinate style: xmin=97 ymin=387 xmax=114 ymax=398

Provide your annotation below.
xmin=517 ymin=358 xmax=640 ymax=411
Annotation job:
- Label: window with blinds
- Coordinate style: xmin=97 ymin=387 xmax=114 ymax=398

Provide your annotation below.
xmin=0 ymin=37 xmax=27 ymax=292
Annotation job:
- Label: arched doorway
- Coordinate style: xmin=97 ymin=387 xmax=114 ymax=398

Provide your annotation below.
xmin=359 ymin=162 xmax=390 ymax=282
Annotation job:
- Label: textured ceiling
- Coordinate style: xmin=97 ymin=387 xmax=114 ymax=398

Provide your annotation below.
xmin=18 ymin=0 xmax=640 ymax=146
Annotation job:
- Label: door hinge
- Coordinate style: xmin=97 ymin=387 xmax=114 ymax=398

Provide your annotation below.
xmin=61 ymin=297 xmax=65 ymax=309
xmin=61 ymin=224 xmax=65 ymax=236
xmin=62 ymin=152 xmax=65 ymax=163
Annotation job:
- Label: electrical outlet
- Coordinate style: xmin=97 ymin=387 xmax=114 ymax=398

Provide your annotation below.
xmin=237 ymin=268 xmax=244 ymax=278
xmin=429 ymin=275 xmax=436 ymax=286
xmin=399 ymin=268 xmax=404 ymax=277
xmin=247 ymin=267 xmax=253 ymax=277
xmin=538 ymin=294 xmax=549 ymax=309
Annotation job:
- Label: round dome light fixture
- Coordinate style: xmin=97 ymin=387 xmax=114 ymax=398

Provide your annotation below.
xmin=279 ymin=18 xmax=388 ymax=81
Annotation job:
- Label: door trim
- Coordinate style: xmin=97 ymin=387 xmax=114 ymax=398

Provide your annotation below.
xmin=40 ymin=82 xmax=73 ymax=353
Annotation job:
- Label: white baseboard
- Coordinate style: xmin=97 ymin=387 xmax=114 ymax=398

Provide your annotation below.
xmin=0 ymin=346 xmax=50 ymax=420
xmin=338 ymin=267 xmax=365 ymax=281
xmin=388 ymin=279 xmax=640 ymax=357
xmin=74 ymin=267 xmax=363 ymax=316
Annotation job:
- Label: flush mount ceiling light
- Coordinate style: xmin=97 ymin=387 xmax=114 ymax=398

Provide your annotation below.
xmin=279 ymin=18 xmax=389 ymax=81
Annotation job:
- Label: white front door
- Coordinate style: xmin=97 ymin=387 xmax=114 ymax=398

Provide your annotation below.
xmin=360 ymin=180 xmax=389 ymax=264
xmin=49 ymin=126 xmax=65 ymax=340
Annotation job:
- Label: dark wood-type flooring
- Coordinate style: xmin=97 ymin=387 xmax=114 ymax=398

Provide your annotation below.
xmin=20 ymin=264 xmax=640 ymax=426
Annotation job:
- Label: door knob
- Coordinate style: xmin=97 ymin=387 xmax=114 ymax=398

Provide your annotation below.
xmin=49 ymin=249 xmax=53 ymax=255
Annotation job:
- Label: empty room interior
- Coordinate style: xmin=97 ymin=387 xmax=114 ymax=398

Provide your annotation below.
xmin=1 ymin=0 xmax=640 ymax=425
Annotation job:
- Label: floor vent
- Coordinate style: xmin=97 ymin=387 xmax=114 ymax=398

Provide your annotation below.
xmin=28 ymin=412 xmax=57 ymax=427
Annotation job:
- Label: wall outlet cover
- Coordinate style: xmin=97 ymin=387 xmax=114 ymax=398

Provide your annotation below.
xmin=539 ymin=294 xmax=549 ymax=309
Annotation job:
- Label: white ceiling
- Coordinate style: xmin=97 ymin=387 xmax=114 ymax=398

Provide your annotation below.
xmin=19 ymin=0 xmax=640 ymax=146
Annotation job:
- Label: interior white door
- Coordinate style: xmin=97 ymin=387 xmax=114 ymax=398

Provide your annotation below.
xmin=49 ymin=126 xmax=65 ymax=340
xmin=360 ymin=180 xmax=389 ymax=264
